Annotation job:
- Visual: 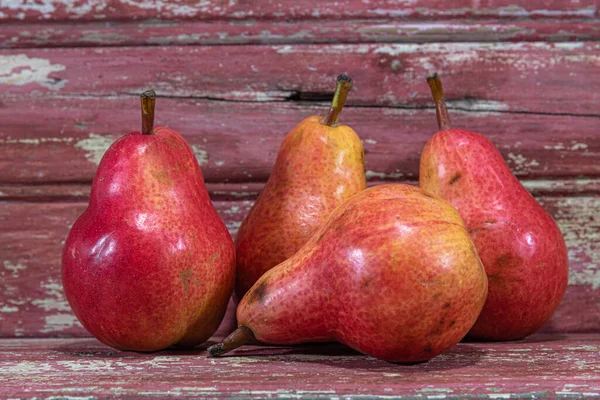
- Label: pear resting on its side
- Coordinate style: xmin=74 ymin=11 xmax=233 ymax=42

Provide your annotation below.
xmin=210 ymin=184 xmax=488 ymax=363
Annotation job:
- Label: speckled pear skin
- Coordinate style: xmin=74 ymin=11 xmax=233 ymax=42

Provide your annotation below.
xmin=235 ymin=115 xmax=366 ymax=299
xmin=237 ymin=184 xmax=488 ymax=363
xmin=420 ymin=128 xmax=568 ymax=340
xmin=62 ymin=126 xmax=235 ymax=351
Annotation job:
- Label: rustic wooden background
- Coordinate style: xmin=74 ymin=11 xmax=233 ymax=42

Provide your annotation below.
xmin=0 ymin=1 xmax=599 ymax=342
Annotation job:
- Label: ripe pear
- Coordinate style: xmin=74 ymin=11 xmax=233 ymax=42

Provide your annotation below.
xmin=419 ymin=74 xmax=568 ymax=340
xmin=235 ymin=74 xmax=366 ymax=299
xmin=62 ymin=91 xmax=235 ymax=351
xmin=208 ymin=185 xmax=488 ymax=363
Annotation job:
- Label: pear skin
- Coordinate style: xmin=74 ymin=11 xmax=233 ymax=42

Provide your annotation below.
xmin=419 ymin=74 xmax=568 ymax=340
xmin=62 ymin=91 xmax=235 ymax=351
xmin=210 ymin=185 xmax=488 ymax=363
xmin=235 ymin=75 xmax=366 ymax=298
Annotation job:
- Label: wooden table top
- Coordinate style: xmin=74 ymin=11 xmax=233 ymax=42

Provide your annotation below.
xmin=1 ymin=334 xmax=599 ymax=398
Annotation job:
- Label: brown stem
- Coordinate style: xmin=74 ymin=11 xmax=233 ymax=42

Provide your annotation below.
xmin=426 ymin=73 xmax=452 ymax=131
xmin=207 ymin=326 xmax=255 ymax=357
xmin=141 ymin=90 xmax=156 ymax=135
xmin=323 ymin=74 xmax=353 ymax=126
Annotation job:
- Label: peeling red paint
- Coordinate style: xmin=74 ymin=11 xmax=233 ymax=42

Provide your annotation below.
xmin=1 ymin=20 xmax=600 ymax=48
xmin=0 ymin=0 xmax=597 ymax=22
xmin=0 ymin=334 xmax=598 ymax=398
xmin=0 ymin=97 xmax=598 ymax=184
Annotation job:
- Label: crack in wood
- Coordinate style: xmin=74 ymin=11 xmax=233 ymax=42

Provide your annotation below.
xmin=9 ymin=92 xmax=599 ymax=119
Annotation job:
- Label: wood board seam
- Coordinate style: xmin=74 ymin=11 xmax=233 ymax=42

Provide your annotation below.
xmin=2 ymin=92 xmax=600 ymax=119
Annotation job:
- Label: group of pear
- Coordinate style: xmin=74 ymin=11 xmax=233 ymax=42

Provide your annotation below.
xmin=62 ymin=74 xmax=568 ymax=363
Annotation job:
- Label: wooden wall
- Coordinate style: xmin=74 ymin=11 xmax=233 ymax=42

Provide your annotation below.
xmin=1 ymin=0 xmax=598 ymax=338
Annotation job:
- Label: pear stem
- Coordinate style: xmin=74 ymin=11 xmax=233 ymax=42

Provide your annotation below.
xmin=426 ymin=73 xmax=452 ymax=131
xmin=207 ymin=326 xmax=255 ymax=357
xmin=141 ymin=90 xmax=156 ymax=135
xmin=323 ymin=74 xmax=353 ymax=127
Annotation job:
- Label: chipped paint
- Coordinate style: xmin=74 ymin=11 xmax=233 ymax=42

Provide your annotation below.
xmin=544 ymin=141 xmax=589 ymax=151
xmin=0 ymin=137 xmax=73 ymax=145
xmin=74 ymin=133 xmax=115 ymax=165
xmin=2 ymin=361 xmax=54 ymax=373
xmin=365 ymin=170 xmax=404 ymax=180
xmin=374 ymin=44 xmax=417 ymax=55
xmin=448 ymin=99 xmax=510 ymax=112
xmin=564 ymin=345 xmax=599 ymax=351
xmin=40 ymin=313 xmax=80 ymax=333
xmin=0 ymin=305 xmax=18 ymax=312
xmin=549 ymin=196 xmax=600 ymax=291
xmin=3 ymin=260 xmax=27 ymax=277
xmin=544 ymin=143 xmax=567 ymax=151
xmin=221 ymin=205 xmax=240 ymax=215
xmin=570 ymin=142 xmax=589 ymax=151
xmin=370 ymin=5 xmax=598 ymax=18
xmin=0 ymin=54 xmax=66 ymax=89
xmin=569 ymin=268 xmax=600 ymax=290
xmin=276 ymin=43 xmax=371 ymax=55
xmin=31 ymin=277 xmax=71 ymax=312
xmin=79 ymin=31 xmax=131 ymax=45
xmin=1 ymin=0 xmax=107 ymax=19
xmin=506 ymin=153 xmax=540 ymax=175
xmin=227 ymin=90 xmax=290 ymax=101
xmin=416 ymin=388 xmax=454 ymax=394
xmin=190 ymin=145 xmax=208 ymax=166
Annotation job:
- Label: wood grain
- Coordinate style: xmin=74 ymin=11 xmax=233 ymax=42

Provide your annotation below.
xmin=0 ymin=334 xmax=598 ymax=398
xmin=0 ymin=97 xmax=598 ymax=185
xmin=1 ymin=43 xmax=599 ymax=115
xmin=1 ymin=191 xmax=598 ymax=338
xmin=3 ymin=20 xmax=600 ymax=48
xmin=1 ymin=0 xmax=597 ymax=22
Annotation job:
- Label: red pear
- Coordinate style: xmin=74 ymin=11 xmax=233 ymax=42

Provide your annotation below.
xmin=209 ymin=185 xmax=488 ymax=363
xmin=62 ymin=91 xmax=235 ymax=351
xmin=235 ymin=74 xmax=366 ymax=299
xmin=419 ymin=74 xmax=568 ymax=340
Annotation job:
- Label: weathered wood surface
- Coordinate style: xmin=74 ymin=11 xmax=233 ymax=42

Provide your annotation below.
xmin=1 ymin=188 xmax=598 ymax=338
xmin=1 ymin=43 xmax=599 ymax=115
xmin=0 ymin=98 xmax=598 ymax=185
xmin=1 ymin=0 xmax=597 ymax=22
xmin=3 ymin=20 xmax=600 ymax=48
xmin=0 ymin=334 xmax=598 ymax=398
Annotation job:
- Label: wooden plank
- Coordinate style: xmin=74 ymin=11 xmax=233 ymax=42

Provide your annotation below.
xmin=0 ymin=334 xmax=598 ymax=398
xmin=1 ymin=193 xmax=598 ymax=338
xmin=1 ymin=0 xmax=597 ymax=22
xmin=0 ymin=97 xmax=598 ymax=184
xmin=1 ymin=43 xmax=599 ymax=115
xmin=3 ymin=20 xmax=600 ymax=48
